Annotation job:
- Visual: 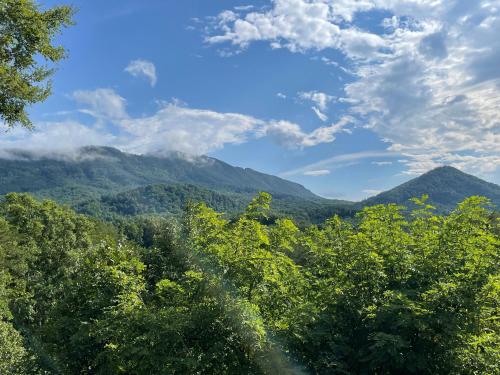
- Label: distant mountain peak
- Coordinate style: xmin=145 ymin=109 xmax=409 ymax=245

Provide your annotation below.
xmin=362 ymin=165 xmax=500 ymax=211
xmin=424 ymin=165 xmax=464 ymax=175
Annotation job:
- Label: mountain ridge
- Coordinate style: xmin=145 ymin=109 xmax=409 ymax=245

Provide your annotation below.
xmin=361 ymin=166 xmax=500 ymax=211
xmin=0 ymin=146 xmax=317 ymax=202
xmin=0 ymin=147 xmax=499 ymax=222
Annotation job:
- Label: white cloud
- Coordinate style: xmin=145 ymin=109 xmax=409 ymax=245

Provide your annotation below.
xmin=234 ymin=5 xmax=254 ymax=11
xmin=276 ymin=92 xmax=287 ymax=99
xmin=73 ymin=89 xmax=127 ymax=120
xmin=207 ymin=0 xmax=386 ymax=59
xmin=372 ymin=161 xmax=393 ymax=166
xmin=120 ymin=103 xmax=265 ymax=155
xmin=304 ymin=169 xmax=330 ymax=176
xmin=1 ymin=88 xmax=343 ymax=157
xmin=0 ymin=120 xmax=119 ymax=157
xmin=122 ymin=103 xmax=348 ymax=155
xmin=265 ymin=116 xmax=352 ymax=148
xmin=298 ymin=91 xmax=335 ymax=111
xmin=207 ymin=0 xmax=500 ymax=177
xmin=299 ymin=91 xmax=336 ymax=121
xmin=280 ymin=150 xmax=398 ymax=177
xmin=125 ymin=59 xmax=157 ymax=86
xmin=311 ymin=107 xmax=328 ymax=122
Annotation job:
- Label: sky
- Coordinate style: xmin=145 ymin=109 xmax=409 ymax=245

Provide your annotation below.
xmin=1 ymin=0 xmax=500 ymax=200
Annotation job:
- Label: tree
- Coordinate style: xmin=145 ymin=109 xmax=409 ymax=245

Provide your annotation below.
xmin=0 ymin=192 xmax=497 ymax=374
xmin=0 ymin=0 xmax=74 ymax=129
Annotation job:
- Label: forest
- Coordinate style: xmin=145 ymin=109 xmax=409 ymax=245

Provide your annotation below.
xmin=1 ymin=192 xmax=498 ymax=374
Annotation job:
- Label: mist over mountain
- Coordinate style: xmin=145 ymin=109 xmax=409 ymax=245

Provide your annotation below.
xmin=0 ymin=146 xmax=316 ymax=202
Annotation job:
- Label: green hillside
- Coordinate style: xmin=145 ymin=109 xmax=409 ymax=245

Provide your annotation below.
xmin=75 ymin=183 xmax=357 ymax=225
xmin=361 ymin=166 xmax=500 ymax=211
xmin=0 ymin=146 xmax=316 ymax=202
xmin=1 ymin=148 xmax=499 ymax=224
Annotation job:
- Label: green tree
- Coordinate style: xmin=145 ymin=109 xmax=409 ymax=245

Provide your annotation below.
xmin=0 ymin=192 xmax=497 ymax=374
xmin=0 ymin=0 xmax=74 ymax=128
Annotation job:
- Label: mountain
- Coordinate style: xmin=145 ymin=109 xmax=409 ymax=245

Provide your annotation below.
xmin=75 ymin=183 xmax=357 ymax=225
xmin=75 ymin=183 xmax=250 ymax=219
xmin=0 ymin=146 xmax=316 ymax=202
xmin=361 ymin=166 xmax=500 ymax=211
xmin=1 ymin=147 xmax=498 ymax=224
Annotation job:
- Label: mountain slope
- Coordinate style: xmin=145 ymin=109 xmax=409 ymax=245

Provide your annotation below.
xmin=75 ymin=183 xmax=249 ymax=218
xmin=1 ymin=147 xmax=498 ymax=223
xmin=361 ymin=166 xmax=500 ymax=211
xmin=75 ymin=183 xmax=357 ymax=225
xmin=0 ymin=146 xmax=316 ymax=202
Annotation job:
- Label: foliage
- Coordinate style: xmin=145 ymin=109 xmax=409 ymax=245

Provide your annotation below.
xmin=0 ymin=192 xmax=497 ymax=374
xmin=75 ymin=184 xmax=356 ymax=227
xmin=0 ymin=0 xmax=74 ymax=128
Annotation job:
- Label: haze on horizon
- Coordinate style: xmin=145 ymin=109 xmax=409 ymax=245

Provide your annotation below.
xmin=1 ymin=0 xmax=499 ymax=200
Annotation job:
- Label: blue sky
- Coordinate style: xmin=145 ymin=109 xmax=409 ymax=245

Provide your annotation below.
xmin=1 ymin=0 xmax=500 ymax=200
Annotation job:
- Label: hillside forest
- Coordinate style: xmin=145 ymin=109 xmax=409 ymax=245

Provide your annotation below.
xmin=0 ymin=192 xmax=498 ymax=374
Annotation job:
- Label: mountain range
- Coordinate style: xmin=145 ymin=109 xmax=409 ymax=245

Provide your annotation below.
xmin=0 ymin=146 xmax=498 ymax=224
xmin=0 ymin=146 xmax=316 ymax=200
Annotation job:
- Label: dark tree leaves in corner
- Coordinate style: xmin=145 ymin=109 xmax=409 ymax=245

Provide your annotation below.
xmin=0 ymin=0 xmax=74 ymax=129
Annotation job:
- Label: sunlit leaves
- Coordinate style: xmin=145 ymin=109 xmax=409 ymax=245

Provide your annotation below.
xmin=0 ymin=192 xmax=498 ymax=373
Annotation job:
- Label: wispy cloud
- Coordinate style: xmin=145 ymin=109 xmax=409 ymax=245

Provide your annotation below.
xmin=304 ymin=169 xmax=330 ymax=176
xmin=265 ymin=116 xmax=351 ymax=149
xmin=280 ymin=150 xmax=399 ymax=177
xmin=298 ymin=91 xmax=336 ymax=121
xmin=362 ymin=189 xmax=382 ymax=197
xmin=73 ymin=89 xmax=128 ymax=120
xmin=125 ymin=59 xmax=157 ymax=86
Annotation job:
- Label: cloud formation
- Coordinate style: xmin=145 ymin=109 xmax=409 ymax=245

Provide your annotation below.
xmin=208 ymin=0 xmax=500 ymax=176
xmin=304 ymin=169 xmax=330 ymax=176
xmin=73 ymin=89 xmax=128 ymax=120
xmin=280 ymin=150 xmax=397 ymax=177
xmin=1 ymin=88 xmax=344 ymax=157
xmin=362 ymin=189 xmax=383 ymax=197
xmin=265 ymin=116 xmax=351 ymax=148
xmin=298 ymin=91 xmax=336 ymax=121
xmin=125 ymin=59 xmax=157 ymax=86
xmin=0 ymin=120 xmax=118 ymax=158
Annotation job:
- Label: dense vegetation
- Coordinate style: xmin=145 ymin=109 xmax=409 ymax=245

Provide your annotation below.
xmin=75 ymin=183 xmax=356 ymax=226
xmin=0 ymin=192 xmax=498 ymax=374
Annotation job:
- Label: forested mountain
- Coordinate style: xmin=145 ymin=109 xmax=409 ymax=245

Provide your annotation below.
xmin=0 ymin=146 xmax=316 ymax=202
xmin=1 ymin=148 xmax=499 ymax=224
xmin=361 ymin=166 xmax=500 ymax=212
xmin=75 ymin=183 xmax=357 ymax=225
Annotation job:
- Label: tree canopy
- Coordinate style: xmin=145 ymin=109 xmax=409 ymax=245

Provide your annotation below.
xmin=0 ymin=192 xmax=498 ymax=374
xmin=0 ymin=0 xmax=73 ymax=129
